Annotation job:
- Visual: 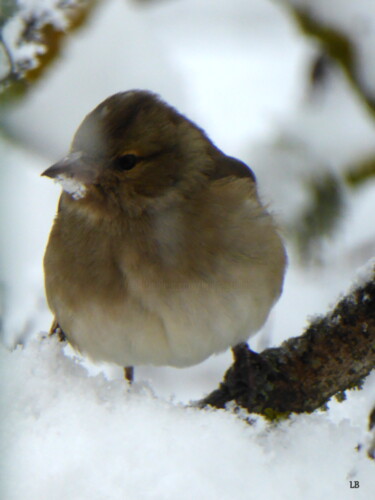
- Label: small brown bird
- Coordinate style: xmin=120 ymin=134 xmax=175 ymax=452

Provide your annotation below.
xmin=42 ymin=90 xmax=286 ymax=379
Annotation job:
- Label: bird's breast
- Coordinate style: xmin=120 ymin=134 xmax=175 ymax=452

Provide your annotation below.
xmin=44 ymin=192 xmax=285 ymax=367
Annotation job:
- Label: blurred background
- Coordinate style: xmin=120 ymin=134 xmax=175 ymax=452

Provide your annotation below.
xmin=1 ymin=0 xmax=375 ymax=401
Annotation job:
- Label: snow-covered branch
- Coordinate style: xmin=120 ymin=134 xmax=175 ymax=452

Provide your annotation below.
xmin=200 ymin=262 xmax=375 ymax=416
xmin=0 ymin=0 xmax=93 ymax=90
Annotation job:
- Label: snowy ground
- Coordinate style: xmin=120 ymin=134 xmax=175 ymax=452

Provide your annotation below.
xmin=1 ymin=0 xmax=375 ymax=498
xmin=0 ymin=336 xmax=374 ymax=500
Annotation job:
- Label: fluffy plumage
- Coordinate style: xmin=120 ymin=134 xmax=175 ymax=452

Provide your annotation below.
xmin=43 ymin=90 xmax=286 ymax=368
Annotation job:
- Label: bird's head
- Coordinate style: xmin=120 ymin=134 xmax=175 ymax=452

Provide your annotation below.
xmin=42 ymin=90 xmax=215 ymax=218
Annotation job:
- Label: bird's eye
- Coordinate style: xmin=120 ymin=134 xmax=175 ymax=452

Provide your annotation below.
xmin=113 ymin=154 xmax=139 ymax=171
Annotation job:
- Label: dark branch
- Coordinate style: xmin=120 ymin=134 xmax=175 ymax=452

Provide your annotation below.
xmin=289 ymin=7 xmax=375 ymax=119
xmin=199 ymin=265 xmax=375 ymax=416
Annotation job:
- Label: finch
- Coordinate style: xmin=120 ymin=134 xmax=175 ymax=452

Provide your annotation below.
xmin=42 ymin=90 xmax=286 ymax=376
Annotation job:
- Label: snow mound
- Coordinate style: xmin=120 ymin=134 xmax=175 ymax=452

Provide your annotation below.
xmin=0 ymin=335 xmax=374 ymax=500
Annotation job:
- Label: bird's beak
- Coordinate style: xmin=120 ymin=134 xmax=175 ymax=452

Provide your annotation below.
xmin=42 ymin=151 xmax=98 ymax=184
xmin=42 ymin=152 xmax=98 ymax=200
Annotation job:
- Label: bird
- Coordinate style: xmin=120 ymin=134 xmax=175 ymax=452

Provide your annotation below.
xmin=42 ymin=90 xmax=286 ymax=381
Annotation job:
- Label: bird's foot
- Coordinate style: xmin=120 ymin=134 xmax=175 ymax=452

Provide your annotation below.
xmin=124 ymin=366 xmax=134 ymax=383
xmin=49 ymin=319 xmax=67 ymax=342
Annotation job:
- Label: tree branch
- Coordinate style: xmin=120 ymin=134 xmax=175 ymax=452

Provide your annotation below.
xmin=199 ymin=264 xmax=375 ymax=416
xmin=287 ymin=6 xmax=375 ymax=119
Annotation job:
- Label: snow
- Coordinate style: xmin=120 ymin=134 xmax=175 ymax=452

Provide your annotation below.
xmin=1 ymin=0 xmax=375 ymax=498
xmin=55 ymin=173 xmax=87 ymax=199
xmin=0 ymin=336 xmax=374 ymax=500
xmin=350 ymin=257 xmax=375 ymax=291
